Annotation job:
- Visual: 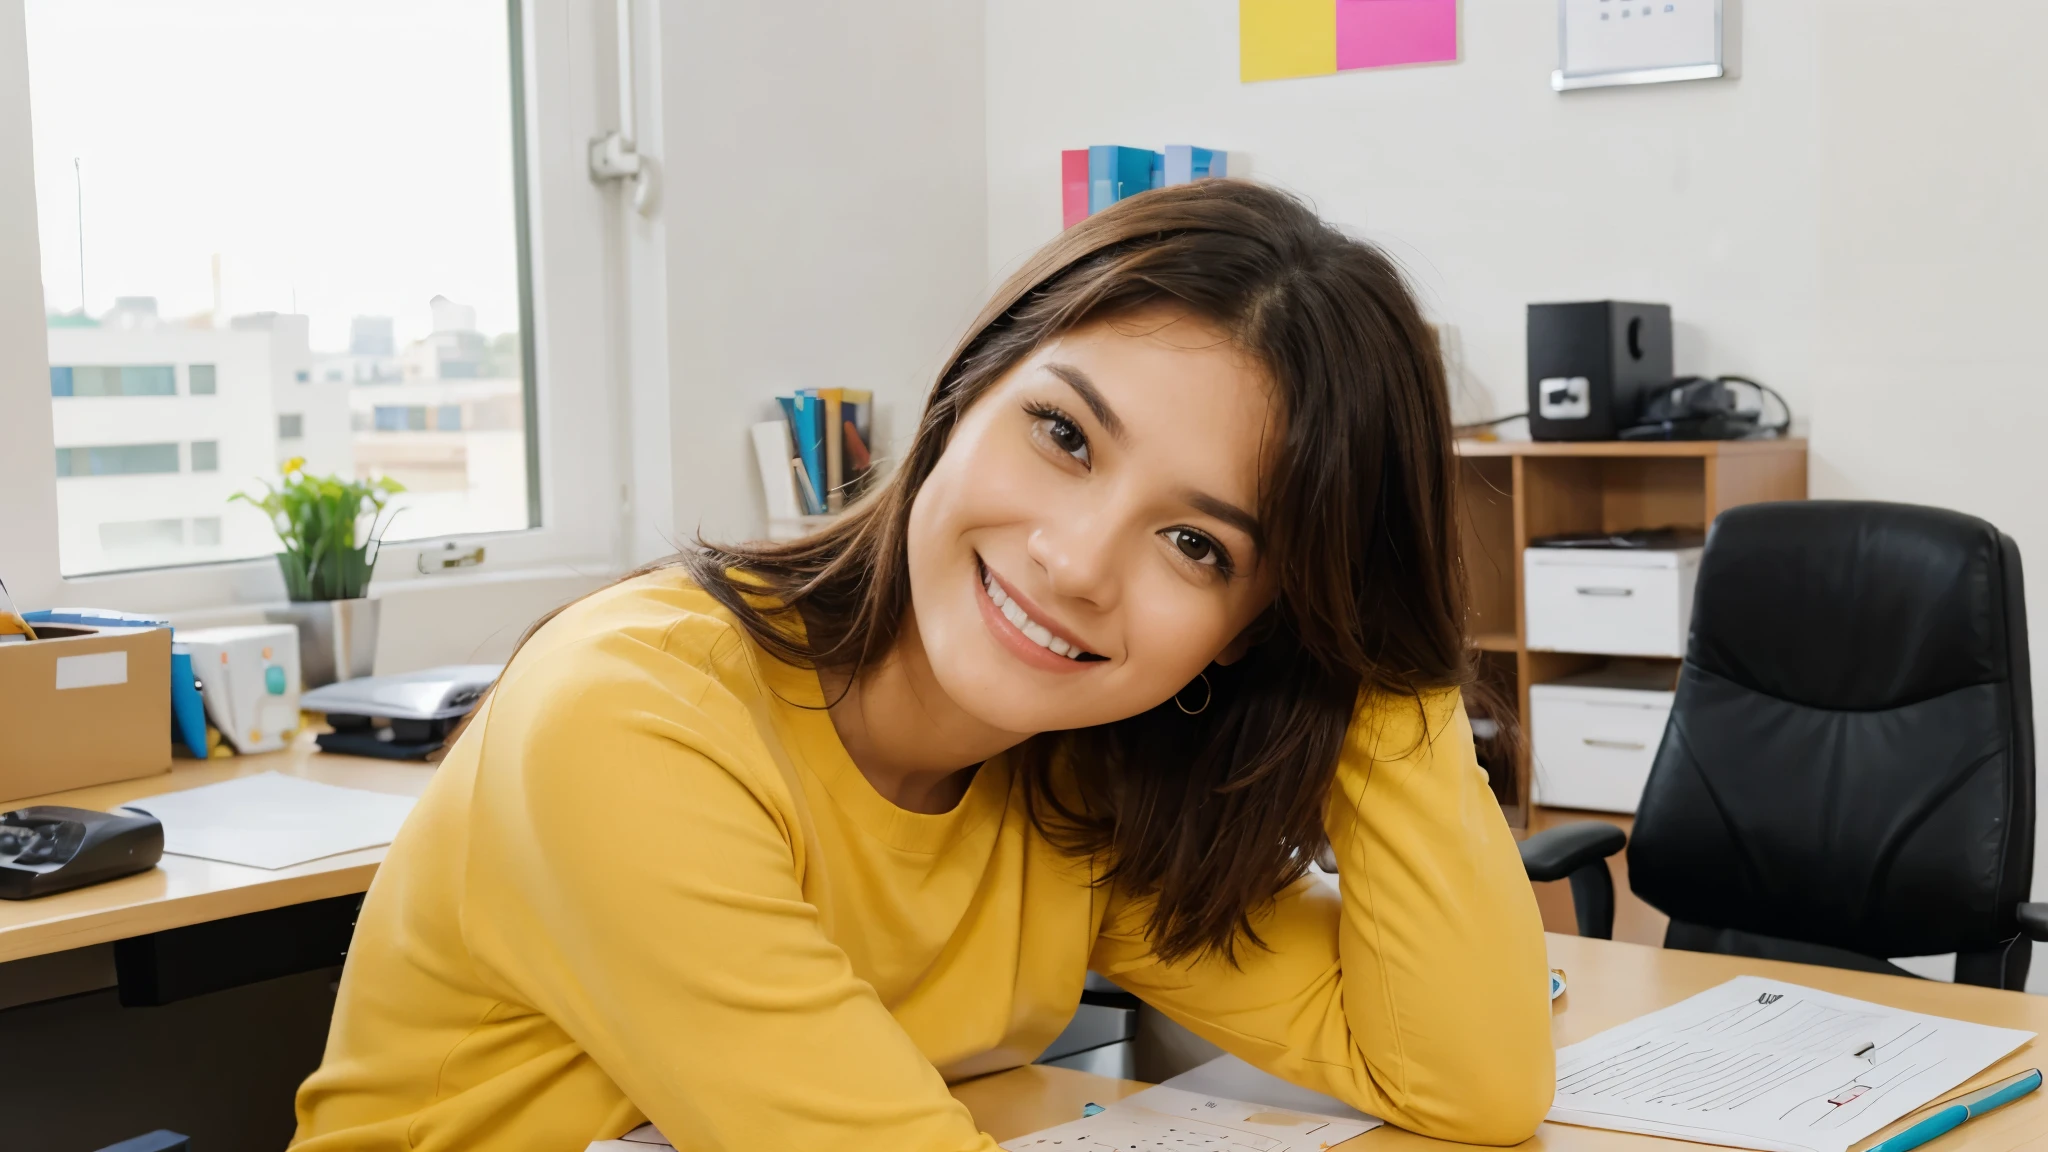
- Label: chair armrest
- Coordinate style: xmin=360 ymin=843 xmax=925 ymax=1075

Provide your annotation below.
xmin=1519 ymin=822 xmax=1627 ymax=884
xmin=2019 ymin=902 xmax=2048 ymax=942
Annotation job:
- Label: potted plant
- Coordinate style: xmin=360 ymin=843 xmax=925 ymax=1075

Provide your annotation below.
xmin=233 ymin=457 xmax=404 ymax=687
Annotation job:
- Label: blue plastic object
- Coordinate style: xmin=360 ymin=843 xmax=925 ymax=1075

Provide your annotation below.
xmin=170 ymin=647 xmax=208 ymax=758
xmin=1865 ymin=1068 xmax=2041 ymax=1152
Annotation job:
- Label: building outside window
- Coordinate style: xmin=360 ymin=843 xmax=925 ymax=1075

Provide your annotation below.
xmin=25 ymin=0 xmax=534 ymax=575
xmin=55 ymin=443 xmax=181 ymax=477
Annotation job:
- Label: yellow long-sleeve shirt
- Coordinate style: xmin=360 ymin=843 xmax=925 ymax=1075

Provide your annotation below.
xmin=292 ymin=573 xmax=1553 ymax=1150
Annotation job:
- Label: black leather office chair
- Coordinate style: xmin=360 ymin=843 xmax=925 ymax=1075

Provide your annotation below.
xmin=1541 ymin=501 xmax=2048 ymax=989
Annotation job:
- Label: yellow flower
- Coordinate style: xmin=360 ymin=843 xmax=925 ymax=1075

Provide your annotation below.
xmin=282 ymin=456 xmax=306 ymax=474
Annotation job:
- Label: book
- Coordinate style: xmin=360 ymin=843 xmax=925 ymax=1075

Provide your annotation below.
xmin=1061 ymin=149 xmax=1089 ymax=228
xmin=789 ymin=392 xmax=827 ymax=515
xmin=1088 ymin=145 xmax=1164 ymax=213
xmin=841 ymin=389 xmax=874 ymax=489
xmin=1163 ymin=145 xmax=1228 ymax=185
xmin=818 ymin=388 xmax=845 ymax=512
xmin=750 ymin=420 xmax=802 ymax=520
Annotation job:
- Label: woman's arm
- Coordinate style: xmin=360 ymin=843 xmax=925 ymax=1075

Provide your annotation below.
xmin=461 ymin=653 xmax=999 ymax=1151
xmin=1090 ymin=689 xmax=1554 ymax=1145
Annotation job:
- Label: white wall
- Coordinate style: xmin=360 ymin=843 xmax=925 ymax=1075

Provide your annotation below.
xmin=986 ymin=0 xmax=1819 ymax=425
xmin=652 ymin=1 xmax=989 ymax=551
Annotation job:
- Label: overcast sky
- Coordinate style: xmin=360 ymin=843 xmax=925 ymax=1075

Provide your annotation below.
xmin=26 ymin=0 xmax=521 ymax=351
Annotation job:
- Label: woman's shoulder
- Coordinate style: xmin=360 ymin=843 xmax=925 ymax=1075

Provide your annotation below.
xmin=492 ymin=567 xmax=785 ymax=730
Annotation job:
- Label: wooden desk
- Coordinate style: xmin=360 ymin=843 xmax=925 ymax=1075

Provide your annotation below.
xmin=963 ymin=934 xmax=2048 ymax=1152
xmin=0 ymin=735 xmax=425 ymax=964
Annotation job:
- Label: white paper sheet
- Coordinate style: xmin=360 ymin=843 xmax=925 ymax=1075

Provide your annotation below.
xmin=1549 ymin=975 xmax=2034 ymax=1152
xmin=588 ymin=1059 xmax=1384 ymax=1152
xmin=120 ymin=771 xmax=418 ymax=870
xmin=1001 ymin=1081 xmax=1381 ymax=1151
xmin=1158 ymin=1053 xmax=1382 ymax=1126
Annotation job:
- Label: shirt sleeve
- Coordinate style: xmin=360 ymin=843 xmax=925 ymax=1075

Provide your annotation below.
xmin=459 ymin=639 xmax=1000 ymax=1152
xmin=1089 ymin=689 xmax=1555 ymax=1145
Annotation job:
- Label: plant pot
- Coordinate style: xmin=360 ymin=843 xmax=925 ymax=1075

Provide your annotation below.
xmin=267 ymin=597 xmax=380 ymax=689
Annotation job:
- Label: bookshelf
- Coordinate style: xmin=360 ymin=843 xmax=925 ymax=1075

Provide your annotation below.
xmin=1455 ymin=437 xmax=1808 ymax=828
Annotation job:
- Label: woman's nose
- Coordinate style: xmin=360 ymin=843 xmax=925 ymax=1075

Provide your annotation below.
xmin=1026 ymin=516 xmax=1121 ymax=612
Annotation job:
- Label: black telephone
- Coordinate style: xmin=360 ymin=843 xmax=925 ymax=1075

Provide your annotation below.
xmin=0 ymin=806 xmax=163 ymax=899
xmin=1619 ymin=375 xmax=1791 ymax=441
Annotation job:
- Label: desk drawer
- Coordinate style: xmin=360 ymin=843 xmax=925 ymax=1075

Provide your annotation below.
xmin=1531 ymin=685 xmax=1672 ymax=813
xmin=1524 ymin=549 xmax=1699 ymax=658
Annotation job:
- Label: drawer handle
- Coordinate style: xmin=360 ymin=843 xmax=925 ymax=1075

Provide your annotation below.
xmin=1574 ymin=586 xmax=1635 ymax=597
xmin=1583 ymin=737 xmax=1647 ymax=751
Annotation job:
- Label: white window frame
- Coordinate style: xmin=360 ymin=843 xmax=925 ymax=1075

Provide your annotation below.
xmin=0 ymin=0 xmax=633 ymax=616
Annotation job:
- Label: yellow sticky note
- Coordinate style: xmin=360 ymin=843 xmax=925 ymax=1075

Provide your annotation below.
xmin=1240 ymin=0 xmax=1337 ymax=82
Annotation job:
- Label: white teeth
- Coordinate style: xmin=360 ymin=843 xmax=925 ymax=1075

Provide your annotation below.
xmin=982 ymin=566 xmax=1088 ymax=660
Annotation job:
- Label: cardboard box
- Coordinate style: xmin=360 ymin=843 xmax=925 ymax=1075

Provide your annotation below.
xmin=0 ymin=623 xmax=172 ymax=804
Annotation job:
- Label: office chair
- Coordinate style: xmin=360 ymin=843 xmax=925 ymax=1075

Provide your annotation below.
xmin=1545 ymin=501 xmax=2048 ymax=989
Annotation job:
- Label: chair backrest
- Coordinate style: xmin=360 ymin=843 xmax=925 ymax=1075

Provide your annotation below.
xmin=1629 ymin=500 xmax=2035 ymax=960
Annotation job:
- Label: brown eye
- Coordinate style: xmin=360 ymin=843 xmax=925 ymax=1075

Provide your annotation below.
xmin=1166 ymin=527 xmax=1222 ymax=567
xmin=1046 ymin=416 xmax=1086 ymax=456
xmin=1028 ymin=405 xmax=1091 ymax=466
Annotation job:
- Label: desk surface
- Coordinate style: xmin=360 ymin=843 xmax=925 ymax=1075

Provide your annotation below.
xmin=964 ymin=935 xmax=2048 ymax=1152
xmin=0 ymin=737 xmax=423 ymax=964
xmin=6 ymin=751 xmax=2043 ymax=1150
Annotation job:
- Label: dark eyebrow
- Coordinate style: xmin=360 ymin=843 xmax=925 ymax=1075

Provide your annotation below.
xmin=1185 ymin=490 xmax=1263 ymax=549
xmin=1044 ymin=362 xmax=1127 ymax=443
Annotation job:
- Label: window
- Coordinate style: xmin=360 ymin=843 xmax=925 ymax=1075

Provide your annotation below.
xmin=100 ymin=518 xmax=186 ymax=552
xmin=191 ymin=516 xmax=222 ymax=547
xmin=24 ymin=0 xmax=537 ymax=576
xmin=48 ymin=365 xmax=175 ymax=397
xmin=56 ymin=443 xmax=181 ymax=477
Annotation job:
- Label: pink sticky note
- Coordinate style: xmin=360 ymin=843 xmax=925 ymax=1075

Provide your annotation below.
xmin=1335 ymin=0 xmax=1457 ymax=70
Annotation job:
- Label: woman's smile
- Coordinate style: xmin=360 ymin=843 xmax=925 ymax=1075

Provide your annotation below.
xmin=976 ymin=556 xmax=1105 ymax=671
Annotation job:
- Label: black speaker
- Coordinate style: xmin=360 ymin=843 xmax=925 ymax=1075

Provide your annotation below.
xmin=1526 ymin=301 xmax=1672 ymax=441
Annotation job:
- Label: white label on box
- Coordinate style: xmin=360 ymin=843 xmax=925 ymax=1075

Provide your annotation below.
xmin=55 ymin=650 xmax=128 ymax=689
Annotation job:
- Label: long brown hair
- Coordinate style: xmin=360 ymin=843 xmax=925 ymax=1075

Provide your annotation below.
xmin=529 ymin=179 xmax=1470 ymax=962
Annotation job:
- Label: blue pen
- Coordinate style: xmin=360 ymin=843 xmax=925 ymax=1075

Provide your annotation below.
xmin=1866 ymin=1068 xmax=2041 ymax=1152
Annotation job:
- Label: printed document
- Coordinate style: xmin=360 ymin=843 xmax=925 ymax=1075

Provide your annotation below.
xmin=1550 ymin=975 xmax=2034 ymax=1152
xmin=1000 ymin=1057 xmax=1381 ymax=1152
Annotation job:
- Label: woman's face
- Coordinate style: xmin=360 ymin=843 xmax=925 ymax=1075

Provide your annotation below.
xmin=905 ymin=307 xmax=1282 ymax=737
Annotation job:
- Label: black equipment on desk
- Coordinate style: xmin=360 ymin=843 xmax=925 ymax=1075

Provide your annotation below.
xmin=0 ymin=805 xmax=163 ymax=899
xmin=1527 ymin=300 xmax=1672 ymax=441
xmin=1620 ymin=375 xmax=1792 ymax=441
xmin=303 ymin=663 xmax=501 ymax=760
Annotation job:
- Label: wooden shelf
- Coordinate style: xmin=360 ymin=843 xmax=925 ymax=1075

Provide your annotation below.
xmin=1456 ymin=436 xmax=1809 ymax=827
xmin=1455 ymin=436 xmax=1807 ymax=459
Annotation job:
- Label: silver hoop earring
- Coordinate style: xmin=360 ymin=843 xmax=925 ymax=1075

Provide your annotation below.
xmin=1174 ymin=672 xmax=1212 ymax=716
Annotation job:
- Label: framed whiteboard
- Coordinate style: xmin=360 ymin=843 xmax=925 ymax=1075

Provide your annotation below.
xmin=1552 ymin=0 xmax=1738 ymax=92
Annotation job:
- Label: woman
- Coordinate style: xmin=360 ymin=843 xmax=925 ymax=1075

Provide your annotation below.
xmin=293 ymin=180 xmax=1553 ymax=1151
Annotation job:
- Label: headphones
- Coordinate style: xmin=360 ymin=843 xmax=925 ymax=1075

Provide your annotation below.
xmin=1619 ymin=375 xmax=1792 ymax=441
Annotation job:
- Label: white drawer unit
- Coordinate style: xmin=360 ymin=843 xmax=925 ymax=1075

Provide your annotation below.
xmin=1524 ymin=545 xmax=1702 ymax=657
xmin=1531 ymin=666 xmax=1676 ymax=814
